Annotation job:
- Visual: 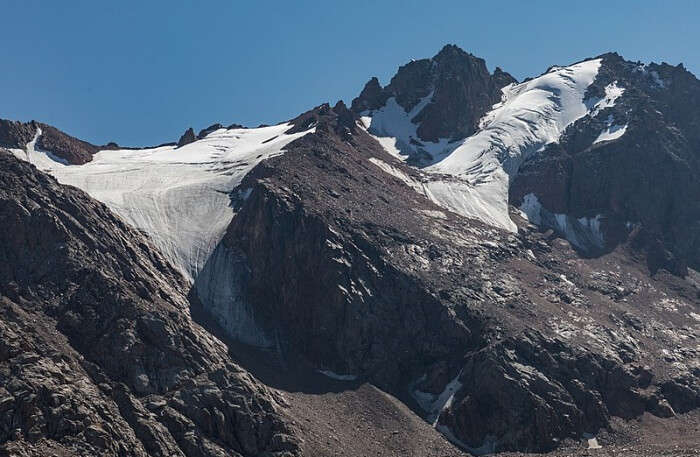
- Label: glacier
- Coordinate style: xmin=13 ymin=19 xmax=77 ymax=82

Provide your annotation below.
xmin=13 ymin=123 xmax=313 ymax=348
xmin=362 ymin=59 xmax=603 ymax=232
xmin=17 ymin=123 xmax=313 ymax=282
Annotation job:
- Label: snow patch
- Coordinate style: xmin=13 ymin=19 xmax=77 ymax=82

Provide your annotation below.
xmin=317 ymin=370 xmax=358 ymax=381
xmin=520 ymin=193 xmax=604 ymax=250
xmin=368 ymin=157 xmax=425 ymax=193
xmin=634 ymin=64 xmax=667 ymax=88
xmin=411 ymin=370 xmax=463 ymax=425
xmin=594 ymin=123 xmax=627 ymax=144
xmin=650 ymin=70 xmax=667 ymax=88
xmin=427 ymin=59 xmax=601 ymax=230
xmin=436 ymin=424 xmax=497 ymax=455
xmin=590 ymin=81 xmax=625 ymax=116
xmin=361 ymin=93 xmax=455 ymax=162
xmin=519 ymin=193 xmax=543 ymax=225
xmin=11 ymin=128 xmax=70 ymax=170
xmin=26 ymin=123 xmax=313 ymax=282
xmin=429 ymin=59 xmax=602 ymax=176
xmin=424 ymin=175 xmax=512 ymax=230
xmin=587 ymin=437 xmax=602 ymax=449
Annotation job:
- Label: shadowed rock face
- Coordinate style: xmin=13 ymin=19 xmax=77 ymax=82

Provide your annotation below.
xmin=351 ymin=44 xmax=516 ymax=142
xmin=0 ymin=151 xmax=301 ymax=456
xmin=177 ymin=127 xmax=196 ymax=147
xmin=2 ymin=44 xmax=699 ymax=456
xmin=0 ymin=119 xmax=36 ymax=149
xmin=216 ymin=107 xmax=699 ymax=453
xmin=34 ymin=123 xmax=99 ymax=165
xmin=0 ymin=119 xmax=98 ymax=164
xmin=510 ymin=53 xmax=700 ymax=273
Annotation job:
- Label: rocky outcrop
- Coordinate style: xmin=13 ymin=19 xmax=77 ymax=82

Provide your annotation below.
xmin=0 ymin=151 xmax=301 ymax=456
xmin=34 ymin=123 xmax=99 ymax=164
xmin=510 ymin=52 xmax=700 ymax=272
xmin=177 ymin=127 xmax=196 ymax=147
xmin=215 ymin=108 xmax=699 ymax=453
xmin=351 ymin=44 xmax=516 ymax=142
xmin=350 ymin=77 xmax=387 ymax=113
xmin=0 ymin=119 xmax=98 ymax=164
xmin=0 ymin=119 xmax=36 ymax=149
xmin=197 ymin=124 xmax=224 ymax=139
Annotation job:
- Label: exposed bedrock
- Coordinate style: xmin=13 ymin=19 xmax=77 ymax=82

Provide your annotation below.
xmin=510 ymin=53 xmax=700 ymax=273
xmin=209 ymin=110 xmax=699 ymax=452
xmin=0 ymin=151 xmax=302 ymax=457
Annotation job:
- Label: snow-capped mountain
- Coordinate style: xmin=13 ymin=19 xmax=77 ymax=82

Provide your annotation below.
xmin=9 ymin=123 xmax=314 ymax=282
xmin=354 ymin=47 xmax=700 ymax=273
xmin=1 ymin=45 xmax=699 ymax=456
xmin=357 ymin=54 xmax=602 ymax=231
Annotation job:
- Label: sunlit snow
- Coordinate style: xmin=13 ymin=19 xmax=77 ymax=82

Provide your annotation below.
xmin=594 ymin=123 xmax=628 ymax=144
xmin=19 ymin=123 xmax=313 ymax=282
xmin=362 ymin=58 xmax=603 ymax=232
xmin=411 ymin=370 xmax=463 ymax=425
xmin=520 ymin=193 xmax=604 ymax=250
xmin=590 ymin=81 xmax=625 ymax=116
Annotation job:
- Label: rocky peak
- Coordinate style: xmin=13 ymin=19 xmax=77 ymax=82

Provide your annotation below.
xmin=510 ymin=52 xmax=700 ymax=272
xmin=352 ymin=44 xmax=516 ymax=142
xmin=285 ymin=101 xmax=359 ymax=136
xmin=350 ymin=76 xmax=386 ymax=112
xmin=176 ymin=127 xmax=196 ymax=147
xmin=493 ymin=66 xmax=517 ymax=87
xmin=0 ymin=118 xmax=37 ymax=149
xmin=197 ymin=123 xmax=223 ymax=139
xmin=0 ymin=118 xmax=98 ymax=164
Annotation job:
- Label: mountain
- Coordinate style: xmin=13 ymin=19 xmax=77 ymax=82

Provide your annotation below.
xmin=0 ymin=151 xmax=301 ymax=456
xmin=355 ymin=48 xmax=700 ymax=272
xmin=1 ymin=45 xmax=699 ymax=456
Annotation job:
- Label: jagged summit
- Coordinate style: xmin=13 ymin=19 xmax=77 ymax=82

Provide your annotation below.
xmin=0 ymin=118 xmax=99 ymax=165
xmin=177 ymin=126 xmax=196 ymax=147
xmin=353 ymin=45 xmax=700 ymax=274
xmin=352 ymin=44 xmax=516 ymax=143
xmin=2 ymin=45 xmax=699 ymax=456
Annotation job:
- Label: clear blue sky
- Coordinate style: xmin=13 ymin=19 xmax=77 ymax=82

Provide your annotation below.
xmin=1 ymin=0 xmax=698 ymax=146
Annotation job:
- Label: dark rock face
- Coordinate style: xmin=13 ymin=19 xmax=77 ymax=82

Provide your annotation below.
xmin=0 ymin=119 xmax=98 ymax=164
xmin=177 ymin=127 xmax=196 ymax=147
xmin=413 ymin=45 xmax=514 ymax=142
xmin=0 ymin=119 xmax=36 ymax=149
xmin=350 ymin=77 xmax=386 ymax=113
xmin=197 ymin=124 xmax=224 ymax=139
xmin=225 ymin=123 xmax=482 ymax=390
xmin=0 ymin=151 xmax=301 ymax=456
xmin=2 ymin=44 xmax=699 ymax=456
xmin=510 ymin=52 xmax=700 ymax=272
xmin=351 ymin=44 xmax=516 ymax=142
xmin=216 ymin=111 xmax=699 ymax=452
xmin=35 ymin=123 xmax=99 ymax=164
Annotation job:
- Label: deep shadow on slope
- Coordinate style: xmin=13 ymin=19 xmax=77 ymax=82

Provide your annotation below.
xmin=0 ymin=150 xmax=302 ymax=457
xmin=191 ymin=103 xmax=699 ymax=454
xmin=510 ymin=52 xmax=700 ymax=275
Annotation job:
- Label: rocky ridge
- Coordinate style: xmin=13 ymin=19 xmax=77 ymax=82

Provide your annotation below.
xmin=1 ymin=44 xmax=699 ymax=456
xmin=0 ymin=151 xmax=302 ymax=456
xmin=352 ymin=44 xmax=516 ymax=146
xmin=510 ymin=52 xmax=700 ymax=273
xmin=214 ymin=103 xmax=699 ymax=452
